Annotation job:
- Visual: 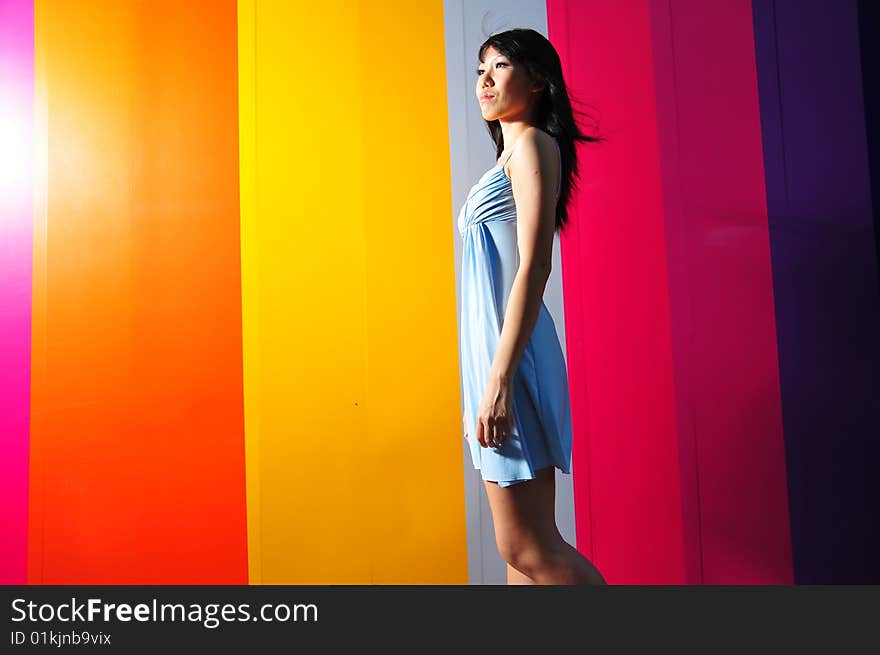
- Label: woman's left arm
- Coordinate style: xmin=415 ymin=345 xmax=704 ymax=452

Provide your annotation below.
xmin=490 ymin=130 xmax=560 ymax=386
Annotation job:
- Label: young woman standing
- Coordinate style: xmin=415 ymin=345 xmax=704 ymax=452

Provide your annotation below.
xmin=457 ymin=28 xmax=606 ymax=585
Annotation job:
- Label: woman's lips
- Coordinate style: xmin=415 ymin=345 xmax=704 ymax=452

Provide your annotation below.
xmin=480 ymin=95 xmax=495 ymax=102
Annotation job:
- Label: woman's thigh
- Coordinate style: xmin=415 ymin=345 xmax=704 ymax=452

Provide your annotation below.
xmin=483 ymin=466 xmax=559 ymax=550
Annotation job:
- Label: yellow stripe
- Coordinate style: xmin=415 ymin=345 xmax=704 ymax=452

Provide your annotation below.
xmin=239 ymin=0 xmax=467 ymax=582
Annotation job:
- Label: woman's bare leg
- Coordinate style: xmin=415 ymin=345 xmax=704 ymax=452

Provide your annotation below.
xmin=485 ymin=467 xmax=606 ymax=585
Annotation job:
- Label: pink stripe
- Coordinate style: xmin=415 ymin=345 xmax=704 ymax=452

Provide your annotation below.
xmin=550 ymin=0 xmax=686 ymax=583
xmin=0 ymin=0 xmax=34 ymax=585
xmin=651 ymin=0 xmax=792 ymax=583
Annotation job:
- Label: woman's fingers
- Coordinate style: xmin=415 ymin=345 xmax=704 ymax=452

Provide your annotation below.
xmin=492 ymin=422 xmax=505 ymax=446
xmin=482 ymin=417 xmax=495 ymax=448
xmin=492 ymin=420 xmax=507 ymax=448
xmin=485 ymin=417 xmax=504 ymax=448
xmin=476 ymin=415 xmax=511 ymax=448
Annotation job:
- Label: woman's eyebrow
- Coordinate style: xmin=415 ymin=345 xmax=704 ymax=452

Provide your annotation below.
xmin=478 ymin=56 xmax=506 ymax=67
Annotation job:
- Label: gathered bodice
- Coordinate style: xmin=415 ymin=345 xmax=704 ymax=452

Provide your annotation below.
xmin=457 ymin=165 xmax=517 ymax=236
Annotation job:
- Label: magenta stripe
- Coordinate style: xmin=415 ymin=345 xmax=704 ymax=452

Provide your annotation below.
xmin=650 ymin=0 xmax=793 ymax=583
xmin=0 ymin=0 xmax=34 ymax=584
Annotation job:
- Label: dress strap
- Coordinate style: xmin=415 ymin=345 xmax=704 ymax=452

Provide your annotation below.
xmin=499 ymin=135 xmax=522 ymax=168
xmin=501 ymin=134 xmax=562 ymax=197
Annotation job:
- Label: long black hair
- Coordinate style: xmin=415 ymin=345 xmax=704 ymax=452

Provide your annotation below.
xmin=478 ymin=28 xmax=605 ymax=233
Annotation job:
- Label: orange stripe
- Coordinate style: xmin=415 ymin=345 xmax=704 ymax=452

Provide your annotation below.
xmin=29 ymin=0 xmax=246 ymax=583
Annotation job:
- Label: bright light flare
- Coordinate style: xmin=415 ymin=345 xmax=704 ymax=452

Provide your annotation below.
xmin=0 ymin=93 xmax=32 ymax=207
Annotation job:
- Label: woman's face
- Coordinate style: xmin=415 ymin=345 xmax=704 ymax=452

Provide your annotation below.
xmin=475 ymin=46 xmax=535 ymax=122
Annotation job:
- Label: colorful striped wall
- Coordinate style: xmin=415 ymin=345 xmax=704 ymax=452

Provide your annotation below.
xmin=2 ymin=0 xmax=878 ymax=585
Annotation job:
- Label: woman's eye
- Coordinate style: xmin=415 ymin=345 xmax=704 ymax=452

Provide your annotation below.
xmin=476 ymin=62 xmax=507 ymax=75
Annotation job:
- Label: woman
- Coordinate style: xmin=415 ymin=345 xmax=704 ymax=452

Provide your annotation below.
xmin=457 ymin=28 xmax=606 ymax=585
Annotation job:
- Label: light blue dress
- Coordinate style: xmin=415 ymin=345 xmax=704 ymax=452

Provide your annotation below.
xmin=457 ymin=136 xmax=573 ymax=487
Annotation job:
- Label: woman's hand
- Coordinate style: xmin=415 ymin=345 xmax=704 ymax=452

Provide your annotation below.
xmin=476 ymin=374 xmax=514 ymax=449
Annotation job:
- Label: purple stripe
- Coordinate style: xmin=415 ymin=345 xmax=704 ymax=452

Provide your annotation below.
xmin=753 ymin=0 xmax=880 ymax=583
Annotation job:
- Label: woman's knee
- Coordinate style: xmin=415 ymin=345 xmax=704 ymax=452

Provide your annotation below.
xmin=495 ymin=532 xmax=541 ymax=573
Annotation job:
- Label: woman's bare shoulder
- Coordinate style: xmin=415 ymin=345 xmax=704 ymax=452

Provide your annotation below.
xmin=523 ymin=125 xmax=556 ymax=147
xmin=506 ymin=127 xmax=558 ymax=176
